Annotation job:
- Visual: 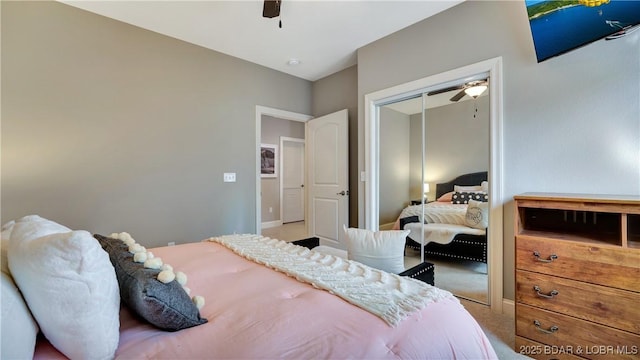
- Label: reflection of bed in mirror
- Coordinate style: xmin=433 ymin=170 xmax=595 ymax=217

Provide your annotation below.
xmin=395 ymin=172 xmax=488 ymax=264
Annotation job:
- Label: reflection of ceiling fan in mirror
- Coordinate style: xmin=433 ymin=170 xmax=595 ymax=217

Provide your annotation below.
xmin=427 ymin=79 xmax=489 ymax=102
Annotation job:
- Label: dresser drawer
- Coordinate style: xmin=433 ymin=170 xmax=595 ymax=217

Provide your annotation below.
xmin=516 ymin=235 xmax=640 ymax=292
xmin=516 ymin=270 xmax=640 ymax=334
xmin=516 ymin=304 xmax=640 ymax=360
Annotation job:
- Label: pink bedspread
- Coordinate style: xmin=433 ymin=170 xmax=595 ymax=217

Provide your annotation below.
xmin=34 ymin=241 xmax=497 ymax=359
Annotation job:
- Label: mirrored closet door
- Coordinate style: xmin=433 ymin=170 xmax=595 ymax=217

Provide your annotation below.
xmin=378 ymin=77 xmax=490 ymax=304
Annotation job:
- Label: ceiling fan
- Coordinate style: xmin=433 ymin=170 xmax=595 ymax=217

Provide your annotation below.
xmin=263 ymin=0 xmax=282 ymax=27
xmin=263 ymin=0 xmax=281 ymax=18
xmin=427 ymin=79 xmax=489 ymax=102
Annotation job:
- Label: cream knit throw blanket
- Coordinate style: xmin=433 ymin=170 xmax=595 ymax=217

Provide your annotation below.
xmin=208 ymin=234 xmax=457 ymax=326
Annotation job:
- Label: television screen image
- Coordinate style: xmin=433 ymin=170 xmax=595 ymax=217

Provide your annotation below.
xmin=526 ymin=0 xmax=640 ymax=62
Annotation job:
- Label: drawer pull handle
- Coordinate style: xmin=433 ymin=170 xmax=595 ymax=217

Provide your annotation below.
xmin=533 ymin=285 xmax=559 ymax=299
xmin=533 ymin=251 xmax=558 ymax=263
xmin=534 ymin=320 xmax=558 ymax=334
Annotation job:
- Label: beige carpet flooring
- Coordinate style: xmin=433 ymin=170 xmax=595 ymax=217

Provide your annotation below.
xmin=404 ymin=249 xmax=489 ymax=304
xmin=261 ymin=221 xmax=307 ymax=241
xmin=462 ymin=299 xmax=530 ymax=359
xmin=435 ymin=259 xmax=488 ymax=302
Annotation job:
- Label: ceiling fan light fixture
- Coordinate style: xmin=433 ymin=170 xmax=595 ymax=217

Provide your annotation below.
xmin=263 ymin=0 xmax=281 ymax=18
xmin=464 ymin=84 xmax=487 ymax=99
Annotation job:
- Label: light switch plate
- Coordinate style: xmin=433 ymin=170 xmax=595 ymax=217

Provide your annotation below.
xmin=223 ymin=172 xmax=236 ymax=182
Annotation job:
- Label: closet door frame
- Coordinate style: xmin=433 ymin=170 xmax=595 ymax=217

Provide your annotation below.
xmin=363 ymin=57 xmax=504 ymax=313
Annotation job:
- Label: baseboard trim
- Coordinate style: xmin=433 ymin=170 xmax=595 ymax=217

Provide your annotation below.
xmin=502 ymin=298 xmax=515 ymax=318
xmin=261 ymin=220 xmax=282 ymax=229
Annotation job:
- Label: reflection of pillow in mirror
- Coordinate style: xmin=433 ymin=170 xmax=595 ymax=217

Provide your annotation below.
xmin=437 ymin=191 xmax=454 ymax=202
xmin=465 ymin=200 xmax=489 ymax=229
xmin=481 ymin=181 xmax=489 ymax=193
xmin=452 ymin=191 xmax=488 ymax=204
xmin=454 ymin=184 xmax=483 ymax=192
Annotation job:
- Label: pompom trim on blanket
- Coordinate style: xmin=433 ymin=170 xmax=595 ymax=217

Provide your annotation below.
xmin=109 ymin=232 xmax=205 ymax=309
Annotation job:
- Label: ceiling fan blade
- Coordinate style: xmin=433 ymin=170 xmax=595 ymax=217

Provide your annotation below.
xmin=450 ymin=89 xmax=467 ymax=102
xmin=426 ymin=85 xmax=463 ymax=97
xmin=263 ymin=0 xmax=281 ymax=18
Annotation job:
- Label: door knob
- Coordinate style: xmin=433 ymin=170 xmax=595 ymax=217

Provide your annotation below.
xmin=337 ymin=190 xmax=349 ymax=196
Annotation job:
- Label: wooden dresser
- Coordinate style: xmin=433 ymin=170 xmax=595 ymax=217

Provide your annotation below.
xmin=514 ymin=193 xmax=640 ymax=360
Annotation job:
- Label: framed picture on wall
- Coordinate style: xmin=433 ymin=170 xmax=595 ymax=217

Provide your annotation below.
xmin=260 ymin=144 xmax=277 ymax=178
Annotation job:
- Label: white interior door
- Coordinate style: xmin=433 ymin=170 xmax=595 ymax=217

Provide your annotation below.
xmin=307 ymin=109 xmax=349 ymax=248
xmin=281 ymin=138 xmax=305 ymax=223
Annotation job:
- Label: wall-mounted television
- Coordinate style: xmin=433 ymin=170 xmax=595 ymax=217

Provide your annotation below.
xmin=526 ymin=0 xmax=640 ymax=62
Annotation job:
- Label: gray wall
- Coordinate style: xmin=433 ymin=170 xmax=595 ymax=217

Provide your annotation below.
xmin=1 ymin=1 xmax=312 ymax=247
xmin=357 ymin=1 xmax=640 ymax=300
xmin=312 ymin=65 xmax=358 ymax=227
xmin=260 ymin=116 xmax=305 ymax=223
xmin=379 ymin=107 xmax=411 ymax=226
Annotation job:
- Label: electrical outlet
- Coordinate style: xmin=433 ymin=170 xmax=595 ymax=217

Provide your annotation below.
xmin=223 ymin=172 xmax=236 ymax=182
xmin=269 ymin=207 xmax=273 ymax=213
xmin=167 ymin=242 xmax=175 ymax=246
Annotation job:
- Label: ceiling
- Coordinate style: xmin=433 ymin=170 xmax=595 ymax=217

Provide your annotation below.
xmin=59 ymin=0 xmax=464 ymax=81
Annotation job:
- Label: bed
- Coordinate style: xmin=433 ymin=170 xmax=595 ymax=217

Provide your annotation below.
xmin=395 ymin=172 xmax=489 ymax=264
xmin=2 ymin=215 xmax=497 ymax=359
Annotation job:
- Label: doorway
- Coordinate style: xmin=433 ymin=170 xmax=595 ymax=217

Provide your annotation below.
xmin=255 ymin=107 xmax=349 ymax=246
xmin=255 ymin=106 xmax=312 ymax=237
xmin=281 ymin=137 xmax=305 ymax=224
xmin=364 ymin=58 xmax=504 ymax=312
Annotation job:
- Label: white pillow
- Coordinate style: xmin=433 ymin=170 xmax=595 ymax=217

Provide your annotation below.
xmin=8 ymin=215 xmax=71 ymax=243
xmin=1 ymin=219 xmax=39 ymax=359
xmin=454 ymin=184 xmax=483 ymax=192
xmin=1 ymin=220 xmax=16 ymax=275
xmin=465 ymin=199 xmax=489 ymax=229
xmin=343 ymin=226 xmax=409 ymax=274
xmin=8 ymin=216 xmax=120 ymax=360
xmin=1 ymin=272 xmax=39 ymax=360
xmin=481 ymin=181 xmax=489 ymax=193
